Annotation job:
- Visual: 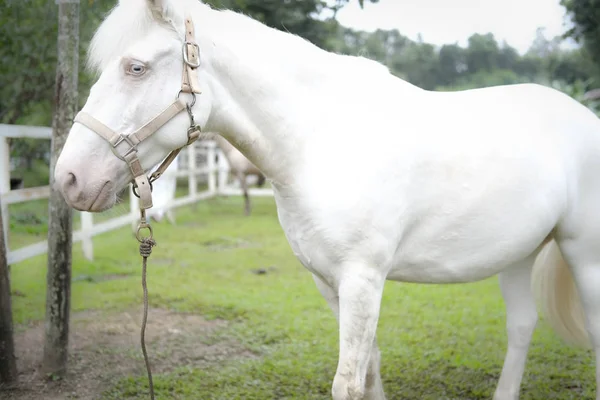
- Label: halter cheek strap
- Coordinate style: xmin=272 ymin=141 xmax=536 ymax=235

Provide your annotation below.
xmin=182 ymin=16 xmax=202 ymax=94
xmin=72 ymin=14 xmax=202 ymax=210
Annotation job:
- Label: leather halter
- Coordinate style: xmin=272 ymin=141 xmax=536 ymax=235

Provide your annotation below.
xmin=73 ymin=15 xmax=202 ymax=210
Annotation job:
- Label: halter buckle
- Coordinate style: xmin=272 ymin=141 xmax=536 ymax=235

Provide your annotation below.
xmin=132 ymin=178 xmax=154 ymax=198
xmin=113 ymin=133 xmax=136 ymax=148
xmin=111 ymin=133 xmax=138 ymax=159
xmin=183 ymin=42 xmax=201 ymax=68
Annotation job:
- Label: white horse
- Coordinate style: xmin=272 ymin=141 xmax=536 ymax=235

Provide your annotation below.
xmin=53 ymin=1 xmax=600 ymax=399
xmin=207 ymin=133 xmax=266 ymax=215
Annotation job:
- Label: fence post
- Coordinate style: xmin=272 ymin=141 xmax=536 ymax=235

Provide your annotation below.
xmin=207 ymin=142 xmax=216 ymax=194
xmin=43 ymin=0 xmax=79 ymax=377
xmin=0 ymin=138 xmax=10 ymax=250
xmin=187 ymin=143 xmax=197 ymax=197
xmin=80 ymin=212 xmax=93 ymax=260
xmin=217 ymin=147 xmax=229 ymax=193
xmin=0 ymin=195 xmax=17 ymax=384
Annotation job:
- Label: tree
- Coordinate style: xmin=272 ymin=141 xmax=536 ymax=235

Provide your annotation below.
xmin=42 ymin=0 xmax=79 ymax=377
xmin=561 ymin=0 xmax=600 ymax=69
xmin=497 ymin=42 xmax=519 ymax=71
xmin=0 ymin=0 xmax=112 ymax=126
xmin=9 ymin=138 xmax=50 ymax=171
xmin=0 ymin=1 xmax=58 ymax=125
xmin=329 ymin=0 xmax=379 ymax=15
xmin=330 ymin=27 xmax=369 ymax=55
xmin=364 ymin=29 xmax=408 ymax=66
xmin=522 ymin=27 xmax=598 ymax=86
xmin=513 ymin=54 xmax=543 ymax=81
xmin=1 ymin=0 xmax=113 ymax=183
xmin=390 ymin=40 xmax=440 ymax=89
xmin=465 ymin=33 xmax=500 ymax=73
xmin=438 ymin=44 xmax=468 ymax=86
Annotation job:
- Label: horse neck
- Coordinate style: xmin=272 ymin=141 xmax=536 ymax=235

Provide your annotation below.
xmin=194 ymin=7 xmax=338 ymax=186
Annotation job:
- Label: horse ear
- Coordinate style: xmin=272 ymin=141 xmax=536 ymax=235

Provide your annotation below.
xmin=146 ymin=0 xmax=163 ymax=12
xmin=145 ymin=0 xmax=183 ymax=26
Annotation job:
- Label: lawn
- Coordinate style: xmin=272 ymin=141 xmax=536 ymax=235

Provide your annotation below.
xmin=7 ymin=195 xmax=597 ymax=399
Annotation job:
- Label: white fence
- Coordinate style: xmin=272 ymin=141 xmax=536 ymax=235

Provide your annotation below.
xmin=0 ymin=123 xmax=273 ymax=265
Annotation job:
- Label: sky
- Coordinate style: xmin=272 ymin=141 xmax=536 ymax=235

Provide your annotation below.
xmin=333 ymin=0 xmax=577 ymax=54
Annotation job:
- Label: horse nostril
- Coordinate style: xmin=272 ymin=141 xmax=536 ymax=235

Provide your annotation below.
xmin=66 ymin=172 xmax=77 ymax=187
xmin=60 ymin=171 xmax=79 ymax=200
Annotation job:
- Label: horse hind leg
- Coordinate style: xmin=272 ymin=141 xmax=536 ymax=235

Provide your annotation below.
xmin=494 ymin=256 xmax=538 ymax=400
xmin=550 ymin=232 xmax=600 ymax=400
xmin=312 ymin=274 xmax=386 ymax=400
xmin=333 ymin=265 xmax=386 ymax=400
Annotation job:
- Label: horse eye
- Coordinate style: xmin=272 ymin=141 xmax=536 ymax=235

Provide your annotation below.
xmin=127 ymin=63 xmax=146 ymax=75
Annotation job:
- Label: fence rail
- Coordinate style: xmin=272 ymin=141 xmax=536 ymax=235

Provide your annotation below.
xmin=0 ymin=123 xmax=273 ymax=266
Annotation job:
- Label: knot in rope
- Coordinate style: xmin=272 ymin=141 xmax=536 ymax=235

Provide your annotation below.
xmin=139 ymin=238 xmax=156 ymax=258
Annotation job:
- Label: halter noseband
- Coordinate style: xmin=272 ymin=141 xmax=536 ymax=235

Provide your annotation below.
xmin=73 ymin=15 xmax=202 ymax=210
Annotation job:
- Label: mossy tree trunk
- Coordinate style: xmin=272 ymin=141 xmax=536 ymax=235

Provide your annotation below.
xmin=0 ymin=195 xmax=17 ymax=384
xmin=42 ymin=0 xmax=79 ymax=377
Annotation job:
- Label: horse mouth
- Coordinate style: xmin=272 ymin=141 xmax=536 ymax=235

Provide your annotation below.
xmin=87 ymin=181 xmax=115 ymax=212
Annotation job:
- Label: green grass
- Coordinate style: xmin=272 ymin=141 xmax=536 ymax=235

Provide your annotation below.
xmin=10 ymin=196 xmax=596 ymax=399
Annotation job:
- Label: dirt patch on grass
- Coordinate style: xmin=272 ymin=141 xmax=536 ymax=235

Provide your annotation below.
xmin=201 ymin=236 xmax=259 ymax=251
xmin=1 ymin=308 xmax=256 ymax=400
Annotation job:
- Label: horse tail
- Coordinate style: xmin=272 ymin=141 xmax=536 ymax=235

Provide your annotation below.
xmin=531 ymin=239 xmax=590 ymax=347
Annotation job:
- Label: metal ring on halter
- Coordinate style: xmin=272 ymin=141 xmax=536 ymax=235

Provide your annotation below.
xmin=135 ymin=223 xmax=154 ymax=243
xmin=177 ymin=90 xmax=196 ymax=107
xmin=132 ymin=179 xmax=154 ymax=199
xmin=148 ymin=174 xmax=159 ymax=184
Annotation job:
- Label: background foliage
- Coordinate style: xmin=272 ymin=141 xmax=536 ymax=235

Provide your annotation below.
xmin=562 ymin=0 xmax=600 ymax=69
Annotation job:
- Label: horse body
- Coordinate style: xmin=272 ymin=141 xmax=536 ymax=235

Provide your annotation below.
xmin=53 ymin=1 xmax=600 ymax=399
xmin=276 ymin=83 xmax=593 ymax=286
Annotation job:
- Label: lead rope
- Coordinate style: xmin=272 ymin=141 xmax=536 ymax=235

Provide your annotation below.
xmin=136 ymin=209 xmax=156 ymax=400
xmin=130 ymin=92 xmax=200 ymax=400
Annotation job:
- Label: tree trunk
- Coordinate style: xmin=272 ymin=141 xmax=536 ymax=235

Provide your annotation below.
xmin=0 ymin=195 xmax=18 ymax=384
xmin=42 ymin=0 xmax=79 ymax=377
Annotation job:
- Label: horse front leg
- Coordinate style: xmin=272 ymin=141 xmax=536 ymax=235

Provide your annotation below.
xmin=313 ymin=274 xmax=386 ymax=400
xmin=331 ymin=265 xmax=386 ymax=400
xmin=364 ymin=339 xmax=386 ymax=400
